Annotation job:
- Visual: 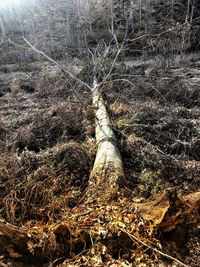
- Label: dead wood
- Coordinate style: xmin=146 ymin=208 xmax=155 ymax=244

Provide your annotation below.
xmin=0 ymin=220 xmax=71 ymax=263
xmin=0 ymin=219 xmax=28 ymax=250
xmin=86 ymin=80 xmax=124 ymax=199
xmin=22 ymin=37 xmax=92 ymax=91
xmin=0 ymin=190 xmax=199 ymax=264
xmin=138 ymin=189 xmax=200 ymax=232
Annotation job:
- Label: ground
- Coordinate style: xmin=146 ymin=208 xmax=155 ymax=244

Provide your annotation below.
xmin=0 ymin=53 xmax=199 ymax=266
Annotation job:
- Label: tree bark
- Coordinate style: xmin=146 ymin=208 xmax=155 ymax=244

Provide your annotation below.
xmin=87 ymin=80 xmax=124 ymax=197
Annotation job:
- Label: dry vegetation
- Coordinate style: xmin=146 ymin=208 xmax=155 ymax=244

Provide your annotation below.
xmin=0 ymin=55 xmax=199 ymax=266
xmin=0 ymin=0 xmax=200 ymax=266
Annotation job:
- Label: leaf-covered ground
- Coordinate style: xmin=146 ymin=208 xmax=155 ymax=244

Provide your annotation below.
xmin=0 ymin=55 xmax=199 ymax=266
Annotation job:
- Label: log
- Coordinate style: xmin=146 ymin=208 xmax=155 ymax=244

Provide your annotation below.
xmin=0 ymin=220 xmax=70 ymax=263
xmin=0 ymin=219 xmax=28 ymax=250
xmin=88 ymin=80 xmax=124 ymax=197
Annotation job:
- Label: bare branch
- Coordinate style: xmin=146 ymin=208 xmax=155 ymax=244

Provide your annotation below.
xmin=22 ymin=36 xmax=92 ymax=91
xmin=122 ymin=229 xmax=189 ymax=267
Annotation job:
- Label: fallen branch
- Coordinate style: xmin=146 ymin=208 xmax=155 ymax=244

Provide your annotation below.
xmin=22 ymin=36 xmax=92 ymax=91
xmin=0 ymin=220 xmax=71 ymax=263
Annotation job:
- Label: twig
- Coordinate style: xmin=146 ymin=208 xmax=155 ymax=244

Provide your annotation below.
xmin=125 ymin=23 xmax=191 ymax=46
xmin=22 ymin=36 xmax=92 ymax=91
xmin=8 ymin=38 xmax=30 ymax=50
xmin=99 ymin=44 xmax=123 ymax=88
xmin=105 ymin=78 xmax=134 ymax=85
xmin=121 ymin=229 xmax=189 ymax=267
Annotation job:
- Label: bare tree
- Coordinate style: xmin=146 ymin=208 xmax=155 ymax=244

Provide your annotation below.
xmin=0 ymin=16 xmax=5 ymax=44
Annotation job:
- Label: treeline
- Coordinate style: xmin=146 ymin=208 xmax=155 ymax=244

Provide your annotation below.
xmin=0 ymin=0 xmax=200 ymax=64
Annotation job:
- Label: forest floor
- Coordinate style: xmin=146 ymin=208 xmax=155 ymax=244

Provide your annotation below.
xmin=0 ymin=54 xmax=199 ymax=266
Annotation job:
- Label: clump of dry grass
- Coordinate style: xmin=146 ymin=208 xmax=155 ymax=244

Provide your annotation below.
xmin=129 ymin=106 xmax=199 ymax=160
xmin=51 ymin=142 xmax=91 ymax=189
xmin=0 ymin=118 xmax=7 ymax=141
xmin=15 ymin=102 xmax=86 ymax=153
xmin=120 ymin=134 xmax=186 ymax=197
xmin=0 ymin=141 xmax=92 ymax=225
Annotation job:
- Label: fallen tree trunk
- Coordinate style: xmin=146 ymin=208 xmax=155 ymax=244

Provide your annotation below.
xmin=22 ymin=37 xmax=124 ymax=198
xmin=87 ymin=79 xmax=124 ymax=198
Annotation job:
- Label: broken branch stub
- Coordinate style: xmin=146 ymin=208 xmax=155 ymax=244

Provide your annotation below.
xmin=0 ymin=220 xmax=71 ymax=263
xmin=0 ymin=219 xmax=28 ymax=250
